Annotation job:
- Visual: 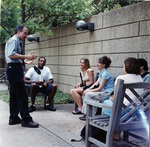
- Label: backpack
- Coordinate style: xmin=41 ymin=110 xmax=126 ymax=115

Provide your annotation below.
xmin=71 ymin=125 xmax=85 ymax=142
xmin=71 ymin=125 xmax=106 ymax=143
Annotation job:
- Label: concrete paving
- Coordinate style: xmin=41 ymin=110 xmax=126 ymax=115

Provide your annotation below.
xmin=0 ymin=100 xmax=85 ymax=147
xmin=0 ymin=83 xmax=148 ymax=147
xmin=0 ymin=83 xmax=8 ymax=91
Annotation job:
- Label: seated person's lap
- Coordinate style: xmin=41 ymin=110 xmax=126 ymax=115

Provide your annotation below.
xmin=29 ymin=83 xmax=53 ymax=94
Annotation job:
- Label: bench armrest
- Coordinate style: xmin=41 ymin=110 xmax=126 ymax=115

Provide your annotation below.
xmin=85 ymin=100 xmax=112 ymax=110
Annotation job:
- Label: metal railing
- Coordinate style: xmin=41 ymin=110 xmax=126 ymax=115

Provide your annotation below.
xmin=0 ymin=68 xmax=7 ymax=83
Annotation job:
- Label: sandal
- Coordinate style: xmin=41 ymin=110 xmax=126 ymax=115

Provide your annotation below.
xmin=79 ymin=115 xmax=86 ymax=121
xmin=72 ymin=108 xmax=83 ymax=115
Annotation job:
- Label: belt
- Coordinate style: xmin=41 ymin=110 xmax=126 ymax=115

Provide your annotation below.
xmin=7 ymin=62 xmax=22 ymax=65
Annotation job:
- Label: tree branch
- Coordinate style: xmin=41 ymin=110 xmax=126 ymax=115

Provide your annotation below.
xmin=0 ymin=23 xmax=13 ymax=36
xmin=51 ymin=0 xmax=62 ymax=8
xmin=25 ymin=13 xmax=33 ymax=23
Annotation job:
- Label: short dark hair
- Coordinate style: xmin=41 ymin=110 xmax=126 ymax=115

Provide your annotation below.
xmin=124 ymin=57 xmax=140 ymax=75
xmin=98 ymin=56 xmax=111 ymax=68
xmin=15 ymin=25 xmax=26 ymax=34
xmin=38 ymin=57 xmax=46 ymax=62
xmin=137 ymin=58 xmax=148 ymax=71
xmin=80 ymin=58 xmax=90 ymax=69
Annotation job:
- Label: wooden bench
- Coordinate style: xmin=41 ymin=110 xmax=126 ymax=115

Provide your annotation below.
xmin=85 ymin=79 xmax=149 ymax=147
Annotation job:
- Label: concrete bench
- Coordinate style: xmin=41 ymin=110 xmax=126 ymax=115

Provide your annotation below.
xmin=85 ymin=79 xmax=149 ymax=147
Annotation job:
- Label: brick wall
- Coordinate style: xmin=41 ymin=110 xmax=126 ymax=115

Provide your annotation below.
xmin=25 ymin=2 xmax=150 ymax=93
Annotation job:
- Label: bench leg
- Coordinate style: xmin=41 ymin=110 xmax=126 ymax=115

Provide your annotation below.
xmin=85 ymin=104 xmax=92 ymax=147
xmin=123 ymin=131 xmax=129 ymax=141
xmin=44 ymin=96 xmax=47 ymax=107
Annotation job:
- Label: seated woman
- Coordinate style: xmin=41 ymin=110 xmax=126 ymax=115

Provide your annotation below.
xmin=137 ymin=58 xmax=149 ymax=83
xmin=80 ymin=56 xmax=114 ymax=120
xmin=102 ymin=57 xmax=143 ymax=117
xmin=71 ymin=58 xmax=94 ymax=114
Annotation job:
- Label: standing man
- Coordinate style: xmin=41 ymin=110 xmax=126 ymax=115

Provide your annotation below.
xmin=24 ymin=57 xmax=57 ymax=112
xmin=5 ymin=24 xmax=39 ymax=128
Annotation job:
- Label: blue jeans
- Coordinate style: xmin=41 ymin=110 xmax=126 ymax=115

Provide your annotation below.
xmin=28 ymin=83 xmax=53 ymax=95
xmin=102 ymin=99 xmax=142 ymax=121
xmin=6 ymin=63 xmax=32 ymax=122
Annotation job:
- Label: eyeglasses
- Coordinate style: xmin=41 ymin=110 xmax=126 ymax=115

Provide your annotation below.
xmin=23 ymin=32 xmax=28 ymax=35
xmin=20 ymin=30 xmax=28 ymax=35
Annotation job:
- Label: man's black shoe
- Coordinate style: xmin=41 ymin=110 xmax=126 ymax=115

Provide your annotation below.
xmin=21 ymin=121 xmax=39 ymax=128
xmin=28 ymin=105 xmax=36 ymax=113
xmin=9 ymin=116 xmax=22 ymax=125
xmin=44 ymin=105 xmax=56 ymax=111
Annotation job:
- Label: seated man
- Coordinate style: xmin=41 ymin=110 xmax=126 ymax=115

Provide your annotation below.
xmin=24 ymin=57 xmax=57 ymax=112
xmin=137 ymin=58 xmax=150 ymax=83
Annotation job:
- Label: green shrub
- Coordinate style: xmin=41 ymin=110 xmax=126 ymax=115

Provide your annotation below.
xmin=54 ymin=90 xmax=74 ymax=104
xmin=0 ymin=90 xmax=74 ymax=105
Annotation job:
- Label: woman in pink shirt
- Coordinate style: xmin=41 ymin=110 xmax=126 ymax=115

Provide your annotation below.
xmin=70 ymin=58 xmax=94 ymax=114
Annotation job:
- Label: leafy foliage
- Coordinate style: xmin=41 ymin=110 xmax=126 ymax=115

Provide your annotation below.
xmin=0 ymin=0 xmax=93 ymax=44
xmin=91 ymin=0 xmax=138 ymax=14
xmin=0 ymin=0 xmax=139 ymax=44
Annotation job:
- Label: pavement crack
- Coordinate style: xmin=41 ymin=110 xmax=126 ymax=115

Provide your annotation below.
xmin=40 ymin=124 xmax=75 ymax=147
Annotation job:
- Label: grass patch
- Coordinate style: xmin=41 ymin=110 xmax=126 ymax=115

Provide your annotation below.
xmin=0 ymin=90 xmax=74 ymax=105
xmin=0 ymin=90 xmax=9 ymax=103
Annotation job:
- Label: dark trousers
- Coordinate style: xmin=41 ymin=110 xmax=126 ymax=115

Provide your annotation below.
xmin=6 ymin=63 xmax=32 ymax=122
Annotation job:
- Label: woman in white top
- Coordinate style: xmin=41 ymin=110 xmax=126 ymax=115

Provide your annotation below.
xmin=102 ymin=57 xmax=143 ymax=116
xmin=71 ymin=58 xmax=94 ymax=114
